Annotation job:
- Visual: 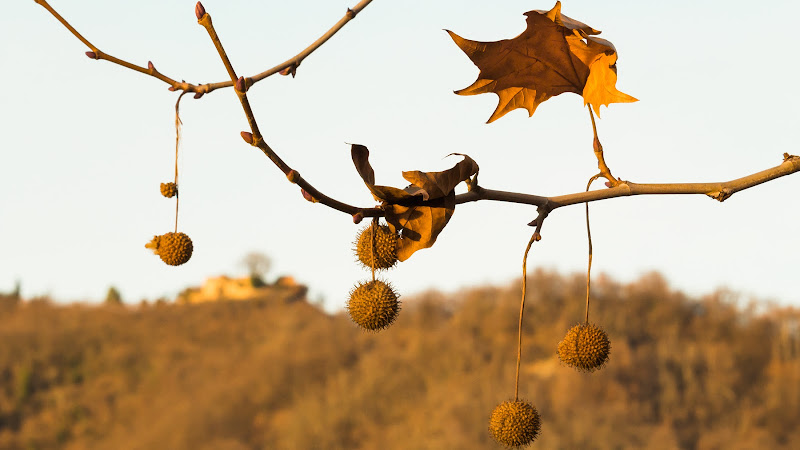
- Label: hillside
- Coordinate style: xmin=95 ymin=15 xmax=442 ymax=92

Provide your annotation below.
xmin=0 ymin=270 xmax=798 ymax=449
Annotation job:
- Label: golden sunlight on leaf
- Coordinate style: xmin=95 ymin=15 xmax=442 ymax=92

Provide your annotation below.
xmin=583 ymin=52 xmax=638 ymax=117
xmin=351 ymin=146 xmax=478 ymax=261
xmin=448 ymin=1 xmax=636 ymax=122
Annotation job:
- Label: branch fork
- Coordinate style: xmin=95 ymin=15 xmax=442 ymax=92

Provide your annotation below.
xmin=33 ymin=0 xmax=800 ymax=246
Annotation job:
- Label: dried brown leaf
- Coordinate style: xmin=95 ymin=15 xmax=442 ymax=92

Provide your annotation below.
xmin=448 ymin=1 xmax=636 ymax=122
xmin=386 ymin=193 xmax=455 ymax=262
xmin=350 ymin=145 xmax=478 ymax=260
xmin=351 ymin=144 xmax=418 ymax=203
xmin=402 ymin=154 xmax=479 ymax=199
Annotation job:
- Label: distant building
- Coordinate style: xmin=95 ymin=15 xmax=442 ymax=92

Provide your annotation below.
xmin=177 ymin=275 xmax=307 ymax=304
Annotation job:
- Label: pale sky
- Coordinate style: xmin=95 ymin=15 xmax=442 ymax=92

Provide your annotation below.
xmin=2 ymin=0 xmax=799 ymax=311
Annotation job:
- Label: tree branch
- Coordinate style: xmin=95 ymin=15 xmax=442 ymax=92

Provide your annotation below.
xmin=249 ymin=0 xmax=374 ymax=81
xmin=33 ymin=0 xmax=374 ymax=97
xmin=33 ymin=0 xmax=800 ymax=236
xmin=196 ymin=4 xmax=383 ymax=221
xmin=457 ymin=154 xmax=800 ymax=230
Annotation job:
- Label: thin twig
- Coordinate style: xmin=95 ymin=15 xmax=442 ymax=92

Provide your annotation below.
xmin=250 ymin=0 xmax=375 ymax=82
xmin=33 ymin=0 xmax=375 ymax=96
xmin=515 ymin=231 xmax=538 ymax=401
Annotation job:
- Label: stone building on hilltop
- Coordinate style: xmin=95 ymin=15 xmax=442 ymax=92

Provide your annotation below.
xmin=177 ymin=275 xmax=307 ymax=304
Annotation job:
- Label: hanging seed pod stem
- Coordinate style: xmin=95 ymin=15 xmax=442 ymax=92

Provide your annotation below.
xmin=173 ymin=91 xmax=187 ymax=232
xmin=584 ymin=174 xmax=601 ymax=324
xmin=515 ymin=231 xmax=538 ymax=401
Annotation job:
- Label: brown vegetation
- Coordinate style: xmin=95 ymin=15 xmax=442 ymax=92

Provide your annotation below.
xmin=1 ymin=271 xmax=799 ymax=449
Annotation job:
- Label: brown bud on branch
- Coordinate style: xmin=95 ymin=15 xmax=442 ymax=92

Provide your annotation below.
xmin=352 ymin=212 xmax=364 ymax=224
xmin=279 ymin=64 xmax=297 ymax=78
xmin=234 ymin=76 xmax=246 ymax=93
xmin=286 ymin=170 xmax=300 ymax=184
xmin=301 ymin=189 xmax=318 ymax=203
xmin=85 ymin=51 xmax=98 ymax=59
xmin=240 ymin=131 xmax=254 ymax=145
xmin=195 ymin=2 xmax=206 ymax=20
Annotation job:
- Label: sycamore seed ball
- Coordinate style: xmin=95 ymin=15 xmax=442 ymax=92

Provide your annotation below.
xmin=557 ymin=323 xmax=611 ymax=372
xmin=354 ymin=223 xmax=398 ymax=270
xmin=489 ymin=400 xmax=541 ymax=447
xmin=145 ymin=232 xmax=193 ymax=266
xmin=347 ymin=280 xmax=400 ymax=331
xmin=160 ymin=182 xmax=177 ymax=198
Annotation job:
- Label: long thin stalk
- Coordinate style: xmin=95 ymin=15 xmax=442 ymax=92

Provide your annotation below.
xmin=515 ymin=232 xmax=538 ymax=401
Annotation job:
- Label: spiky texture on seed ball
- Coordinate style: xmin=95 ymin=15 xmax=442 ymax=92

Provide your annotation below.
xmin=557 ymin=323 xmax=611 ymax=372
xmin=160 ymin=182 xmax=178 ymax=198
xmin=347 ymin=280 xmax=400 ymax=331
xmin=488 ymin=400 xmax=541 ymax=447
xmin=145 ymin=232 xmax=193 ymax=266
xmin=354 ymin=223 xmax=398 ymax=270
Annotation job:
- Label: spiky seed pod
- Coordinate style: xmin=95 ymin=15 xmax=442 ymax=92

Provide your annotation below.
xmin=145 ymin=232 xmax=193 ymax=266
xmin=354 ymin=223 xmax=398 ymax=270
xmin=347 ymin=280 xmax=400 ymax=331
xmin=488 ymin=400 xmax=541 ymax=447
xmin=557 ymin=323 xmax=611 ymax=372
xmin=160 ymin=182 xmax=177 ymax=198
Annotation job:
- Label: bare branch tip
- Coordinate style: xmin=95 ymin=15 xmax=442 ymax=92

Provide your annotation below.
xmin=195 ymin=2 xmax=206 ymax=20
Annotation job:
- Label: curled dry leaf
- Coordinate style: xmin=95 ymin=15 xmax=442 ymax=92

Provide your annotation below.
xmin=448 ymin=1 xmax=636 ymax=122
xmin=351 ymin=145 xmax=479 ymax=261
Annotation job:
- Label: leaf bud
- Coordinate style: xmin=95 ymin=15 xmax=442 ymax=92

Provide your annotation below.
xmin=352 ymin=212 xmax=364 ymax=224
xmin=193 ymin=91 xmax=204 ymax=99
xmin=147 ymin=61 xmax=155 ymax=71
xmin=235 ymin=76 xmax=246 ymax=93
xmin=301 ymin=189 xmax=318 ymax=203
xmin=195 ymin=2 xmax=206 ymax=20
xmin=279 ymin=65 xmax=297 ymax=78
xmin=240 ymin=131 xmax=254 ymax=144
xmin=85 ymin=51 xmax=98 ymax=59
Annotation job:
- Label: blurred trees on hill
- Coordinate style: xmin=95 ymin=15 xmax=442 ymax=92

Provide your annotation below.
xmin=0 ymin=271 xmax=798 ymax=449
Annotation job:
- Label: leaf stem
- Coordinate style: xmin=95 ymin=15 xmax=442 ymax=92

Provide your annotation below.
xmin=587 ymin=105 xmax=618 ymax=186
